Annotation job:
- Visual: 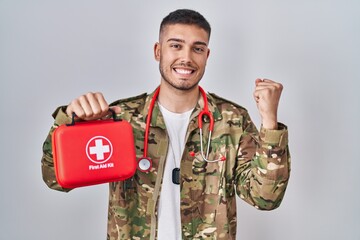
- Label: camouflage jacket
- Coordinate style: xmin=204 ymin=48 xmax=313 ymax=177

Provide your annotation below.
xmin=42 ymin=89 xmax=290 ymax=240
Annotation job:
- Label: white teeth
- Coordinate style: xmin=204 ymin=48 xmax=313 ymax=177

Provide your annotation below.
xmin=175 ymin=68 xmax=192 ymax=74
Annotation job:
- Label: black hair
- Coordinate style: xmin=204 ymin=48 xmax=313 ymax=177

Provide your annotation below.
xmin=160 ymin=9 xmax=211 ymax=39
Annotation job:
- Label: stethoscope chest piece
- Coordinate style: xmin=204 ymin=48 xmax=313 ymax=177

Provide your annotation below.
xmin=137 ymin=157 xmax=152 ymax=172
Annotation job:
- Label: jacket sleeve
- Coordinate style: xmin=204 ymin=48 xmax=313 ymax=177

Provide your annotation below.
xmin=41 ymin=106 xmax=73 ymax=192
xmin=235 ymin=111 xmax=290 ymax=210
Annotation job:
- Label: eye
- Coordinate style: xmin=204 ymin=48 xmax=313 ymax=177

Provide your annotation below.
xmin=170 ymin=44 xmax=181 ymax=49
xmin=194 ymin=47 xmax=205 ymax=53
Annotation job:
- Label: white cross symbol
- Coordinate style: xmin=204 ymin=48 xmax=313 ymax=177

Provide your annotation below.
xmin=89 ymin=139 xmax=110 ymax=160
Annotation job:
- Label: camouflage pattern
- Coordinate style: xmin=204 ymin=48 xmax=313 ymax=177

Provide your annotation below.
xmin=41 ymin=89 xmax=290 ymax=240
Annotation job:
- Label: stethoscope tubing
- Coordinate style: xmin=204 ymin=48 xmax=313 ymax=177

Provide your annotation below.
xmin=138 ymin=86 xmax=225 ymax=172
xmin=143 ymin=87 xmax=160 ymax=159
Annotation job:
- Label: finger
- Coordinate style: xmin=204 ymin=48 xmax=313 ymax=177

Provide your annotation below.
xmin=253 ymin=90 xmax=262 ymax=103
xmin=94 ymin=92 xmax=110 ymax=113
xmin=255 ymin=79 xmax=278 ymax=88
xmin=255 ymin=87 xmax=280 ymax=98
xmin=254 ymin=85 xmax=275 ymax=91
xmin=254 ymin=87 xmax=279 ymax=102
xmin=255 ymin=78 xmax=263 ymax=86
xmin=260 ymin=79 xmax=283 ymax=89
xmin=67 ymin=98 xmax=85 ymax=117
xmin=110 ymin=105 xmax=122 ymax=114
xmin=86 ymin=93 xmax=101 ymax=116
xmin=262 ymin=78 xmax=276 ymax=84
xmin=86 ymin=92 xmax=104 ymax=116
xmin=256 ymin=78 xmax=280 ymax=85
xmin=66 ymin=104 xmax=75 ymax=117
xmin=78 ymin=94 xmax=94 ymax=118
xmin=255 ymin=82 xmax=283 ymax=92
xmin=254 ymin=87 xmax=276 ymax=100
xmin=255 ymin=81 xmax=278 ymax=87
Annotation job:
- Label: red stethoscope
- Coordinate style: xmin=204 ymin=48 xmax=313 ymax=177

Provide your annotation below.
xmin=137 ymin=86 xmax=226 ymax=173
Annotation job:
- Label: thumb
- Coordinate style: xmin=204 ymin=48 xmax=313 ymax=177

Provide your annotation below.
xmin=110 ymin=105 xmax=122 ymax=114
xmin=255 ymin=78 xmax=263 ymax=86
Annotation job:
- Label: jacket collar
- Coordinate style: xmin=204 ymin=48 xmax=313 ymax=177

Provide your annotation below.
xmin=141 ymin=87 xmax=223 ymax=130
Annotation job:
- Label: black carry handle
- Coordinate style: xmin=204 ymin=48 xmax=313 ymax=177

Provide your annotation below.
xmin=66 ymin=108 xmax=121 ymax=126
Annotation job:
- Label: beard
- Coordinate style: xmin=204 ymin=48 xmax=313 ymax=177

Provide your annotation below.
xmin=159 ymin=61 xmax=204 ymax=91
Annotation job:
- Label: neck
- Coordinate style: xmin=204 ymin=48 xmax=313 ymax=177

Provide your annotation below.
xmin=158 ymin=82 xmax=199 ymax=113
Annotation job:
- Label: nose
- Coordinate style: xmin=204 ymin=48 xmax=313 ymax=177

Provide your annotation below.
xmin=179 ymin=47 xmax=193 ymax=64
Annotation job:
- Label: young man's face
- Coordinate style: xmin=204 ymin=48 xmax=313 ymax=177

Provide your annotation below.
xmin=154 ymin=24 xmax=210 ymax=91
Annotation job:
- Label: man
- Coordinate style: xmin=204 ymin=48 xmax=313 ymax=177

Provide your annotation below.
xmin=42 ymin=9 xmax=290 ymax=240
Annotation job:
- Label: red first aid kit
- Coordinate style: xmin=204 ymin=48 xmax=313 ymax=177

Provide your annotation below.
xmin=52 ymin=112 xmax=137 ymax=188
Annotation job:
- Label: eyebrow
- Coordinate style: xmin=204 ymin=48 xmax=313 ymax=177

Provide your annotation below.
xmin=167 ymin=38 xmax=208 ymax=46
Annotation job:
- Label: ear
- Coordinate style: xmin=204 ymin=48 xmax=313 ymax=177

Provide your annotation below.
xmin=154 ymin=42 xmax=161 ymax=61
xmin=206 ymin=48 xmax=210 ymax=59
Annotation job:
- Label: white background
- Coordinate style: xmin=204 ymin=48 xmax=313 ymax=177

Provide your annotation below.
xmin=1 ymin=0 xmax=359 ymax=239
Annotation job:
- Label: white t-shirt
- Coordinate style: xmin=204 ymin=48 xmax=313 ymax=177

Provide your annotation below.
xmin=157 ymin=103 xmax=193 ymax=240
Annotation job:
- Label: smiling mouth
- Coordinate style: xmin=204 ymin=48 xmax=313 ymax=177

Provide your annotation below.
xmin=173 ymin=68 xmax=195 ymax=76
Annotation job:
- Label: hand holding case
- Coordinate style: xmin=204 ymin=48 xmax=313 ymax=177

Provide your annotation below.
xmin=52 ymin=111 xmax=136 ymax=188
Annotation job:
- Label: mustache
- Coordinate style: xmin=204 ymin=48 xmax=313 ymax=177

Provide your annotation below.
xmin=172 ymin=62 xmax=196 ymax=69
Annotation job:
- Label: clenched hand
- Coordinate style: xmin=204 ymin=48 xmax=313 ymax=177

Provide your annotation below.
xmin=253 ymin=78 xmax=283 ymax=129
